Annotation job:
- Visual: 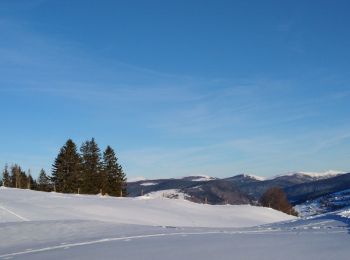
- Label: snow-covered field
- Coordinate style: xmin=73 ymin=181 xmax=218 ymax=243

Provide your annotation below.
xmin=0 ymin=187 xmax=292 ymax=227
xmin=0 ymin=187 xmax=349 ymax=259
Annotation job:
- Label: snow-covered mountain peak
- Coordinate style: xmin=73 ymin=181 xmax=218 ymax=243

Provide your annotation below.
xmin=241 ymin=174 xmax=266 ymax=181
xmin=180 ymin=175 xmax=217 ymax=181
xmin=297 ymin=170 xmax=346 ymax=178
xmin=128 ymin=176 xmax=148 ymax=182
xmin=272 ymin=170 xmax=346 ymax=180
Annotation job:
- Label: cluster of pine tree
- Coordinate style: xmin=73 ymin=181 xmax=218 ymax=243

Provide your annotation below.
xmin=1 ymin=164 xmax=51 ymax=191
xmin=1 ymin=138 xmax=127 ymax=197
xmin=52 ymin=138 xmax=127 ymax=196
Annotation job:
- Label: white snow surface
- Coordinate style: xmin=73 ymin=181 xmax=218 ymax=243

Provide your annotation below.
xmin=128 ymin=176 xmax=147 ymax=182
xmin=139 ymin=182 xmax=158 ymax=186
xmin=138 ymin=189 xmax=190 ymax=200
xmin=0 ymin=188 xmax=293 ymax=227
xmin=187 ymin=175 xmax=216 ymax=181
xmin=339 ymin=208 xmax=350 ymax=218
xmin=1 ymin=188 xmax=350 ymax=260
xmin=272 ymin=170 xmax=346 ymax=179
xmin=298 ymin=170 xmax=346 ymax=177
xmin=242 ymin=174 xmax=266 ymax=181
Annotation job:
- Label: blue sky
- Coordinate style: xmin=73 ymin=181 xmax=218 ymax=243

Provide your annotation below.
xmin=0 ymin=0 xmax=349 ymax=179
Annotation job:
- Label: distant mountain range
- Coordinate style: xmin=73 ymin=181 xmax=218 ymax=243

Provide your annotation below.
xmin=127 ymin=172 xmax=350 ymax=212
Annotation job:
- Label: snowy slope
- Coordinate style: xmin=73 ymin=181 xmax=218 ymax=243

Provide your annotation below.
xmin=0 ymin=187 xmax=293 ymax=227
xmin=295 ymin=188 xmax=350 ymax=217
xmin=139 ymin=189 xmax=190 ymax=200
xmin=1 ymin=188 xmax=349 ymax=260
xmin=0 ymin=217 xmax=349 ymax=260
xmin=0 ymin=207 xmax=349 ymax=260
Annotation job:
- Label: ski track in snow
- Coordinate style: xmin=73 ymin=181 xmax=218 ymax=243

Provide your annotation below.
xmin=0 ymin=223 xmax=348 ymax=259
xmin=1 ymin=188 xmax=350 ymax=259
xmin=0 ymin=205 xmax=29 ymax=222
xmin=0 ymin=231 xmax=227 ymax=259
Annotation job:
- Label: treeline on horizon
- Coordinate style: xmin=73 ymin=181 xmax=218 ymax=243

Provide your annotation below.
xmin=1 ymin=138 xmax=127 ymax=197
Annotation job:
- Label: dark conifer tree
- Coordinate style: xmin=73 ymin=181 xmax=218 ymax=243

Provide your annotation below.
xmin=37 ymin=169 xmax=51 ymax=192
xmin=2 ymin=165 xmax=11 ymax=187
xmin=52 ymin=139 xmax=82 ymax=193
xmin=27 ymin=170 xmax=34 ymax=189
xmin=102 ymin=146 xmax=119 ymax=196
xmin=19 ymin=169 xmax=28 ymax=189
xmin=80 ymin=138 xmax=102 ymax=194
xmin=102 ymin=146 xmax=127 ymax=196
xmin=117 ymin=164 xmax=127 ymax=197
xmin=10 ymin=165 xmax=17 ymax=188
xmin=10 ymin=164 xmax=26 ymax=189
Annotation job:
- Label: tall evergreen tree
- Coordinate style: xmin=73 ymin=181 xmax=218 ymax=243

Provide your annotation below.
xmin=2 ymin=165 xmax=11 ymax=187
xmin=27 ymin=171 xmax=37 ymax=190
xmin=80 ymin=138 xmax=102 ymax=194
xmin=37 ymin=169 xmax=51 ymax=192
xmin=102 ymin=146 xmax=127 ymax=197
xmin=10 ymin=165 xmax=17 ymax=188
xmin=8 ymin=165 xmax=28 ymax=189
xmin=102 ymin=146 xmax=119 ymax=196
xmin=19 ymin=169 xmax=28 ymax=189
xmin=52 ymin=139 xmax=82 ymax=193
xmin=117 ymin=164 xmax=127 ymax=197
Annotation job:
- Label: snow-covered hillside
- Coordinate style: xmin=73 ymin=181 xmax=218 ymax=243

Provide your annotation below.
xmin=1 ymin=188 xmax=349 ymax=260
xmin=295 ymin=189 xmax=350 ymax=217
xmin=139 ymin=189 xmax=190 ymax=200
xmin=0 ymin=187 xmax=293 ymax=227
